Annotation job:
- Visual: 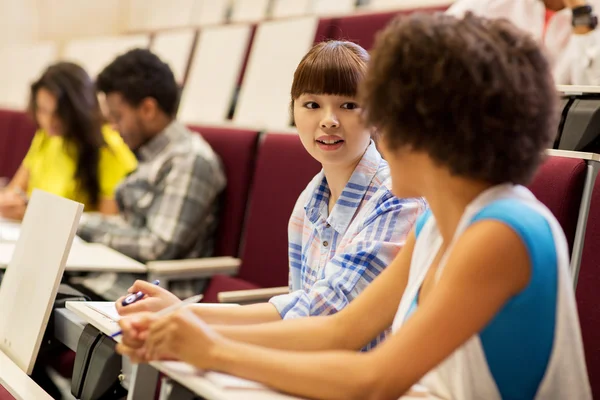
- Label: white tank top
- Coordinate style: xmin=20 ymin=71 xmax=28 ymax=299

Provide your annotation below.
xmin=391 ymin=184 xmax=591 ymax=399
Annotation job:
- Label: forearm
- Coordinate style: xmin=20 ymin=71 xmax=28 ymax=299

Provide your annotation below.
xmin=8 ymin=166 xmax=28 ymax=192
xmin=212 ymin=314 xmax=349 ymax=351
xmin=189 ymin=303 xmax=282 ymax=325
xmin=209 ymin=339 xmax=377 ymax=400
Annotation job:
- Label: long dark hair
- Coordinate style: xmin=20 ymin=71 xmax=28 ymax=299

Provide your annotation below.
xmin=30 ymin=62 xmax=105 ymax=207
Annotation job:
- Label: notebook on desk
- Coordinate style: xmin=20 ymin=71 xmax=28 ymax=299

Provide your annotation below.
xmin=86 ymin=302 xmax=120 ymax=321
xmin=85 ymin=300 xmax=238 ymax=322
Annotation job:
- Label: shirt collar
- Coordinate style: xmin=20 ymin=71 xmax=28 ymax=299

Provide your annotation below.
xmin=304 ymin=141 xmax=383 ymax=233
xmin=135 ymin=120 xmax=184 ymax=162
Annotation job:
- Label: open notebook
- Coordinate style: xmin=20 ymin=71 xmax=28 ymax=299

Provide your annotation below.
xmin=86 ymin=302 xmax=120 ymax=321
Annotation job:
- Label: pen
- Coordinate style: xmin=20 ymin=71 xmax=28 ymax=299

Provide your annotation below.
xmin=110 ymin=294 xmax=203 ymax=339
xmin=121 ymin=279 xmax=161 ymax=307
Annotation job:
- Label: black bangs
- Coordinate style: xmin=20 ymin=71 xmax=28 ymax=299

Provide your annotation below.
xmin=290 ymin=41 xmax=369 ymax=100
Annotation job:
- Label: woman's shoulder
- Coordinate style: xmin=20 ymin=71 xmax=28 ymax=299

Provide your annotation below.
xmin=100 ymin=125 xmax=125 ymax=146
xmin=468 ymin=198 xmax=559 ymax=266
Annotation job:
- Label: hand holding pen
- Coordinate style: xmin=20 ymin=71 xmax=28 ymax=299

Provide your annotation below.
xmin=121 ymin=279 xmax=161 ymax=306
xmin=115 ymin=279 xmax=183 ymax=316
xmin=111 ymin=294 xmax=203 ymax=339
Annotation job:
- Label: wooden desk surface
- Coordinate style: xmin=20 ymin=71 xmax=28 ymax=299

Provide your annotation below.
xmin=0 ymin=351 xmax=53 ymax=400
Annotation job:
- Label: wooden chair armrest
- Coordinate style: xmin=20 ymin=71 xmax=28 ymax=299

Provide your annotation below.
xmin=218 ymin=286 xmax=289 ymax=304
xmin=146 ymin=257 xmax=241 ymax=282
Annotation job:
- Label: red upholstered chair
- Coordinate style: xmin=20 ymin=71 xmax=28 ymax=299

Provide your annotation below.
xmin=0 ymin=109 xmax=36 ymax=179
xmin=0 ymin=386 xmax=14 ymax=400
xmin=576 ymin=174 xmax=600 ymax=398
xmin=201 ymin=133 xmax=321 ymax=303
xmin=187 ymin=125 xmax=261 ymax=257
xmin=327 ymin=7 xmax=448 ymax=50
xmin=527 ymin=155 xmax=587 ymax=252
xmin=314 ymin=17 xmax=335 ymax=43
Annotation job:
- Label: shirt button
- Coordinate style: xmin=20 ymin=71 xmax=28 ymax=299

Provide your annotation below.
xmin=323 ymin=241 xmax=329 ymax=247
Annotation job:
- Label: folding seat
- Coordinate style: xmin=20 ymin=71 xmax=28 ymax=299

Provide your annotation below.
xmin=178 ymin=24 xmax=253 ymax=125
xmin=150 ymin=29 xmax=197 ymax=85
xmin=527 ymin=155 xmax=587 ymax=253
xmin=62 ymin=35 xmax=150 ymax=78
xmin=230 ymin=0 xmax=271 ymax=23
xmin=0 ymin=43 xmax=57 ymax=111
xmin=576 ymin=176 xmax=600 ymax=398
xmin=0 ymin=110 xmax=36 ymax=179
xmin=328 ymin=6 xmax=449 ymax=50
xmin=187 ymin=125 xmax=261 ymax=257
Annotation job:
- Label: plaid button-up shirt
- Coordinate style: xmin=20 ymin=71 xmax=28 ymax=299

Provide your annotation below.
xmin=77 ymin=120 xmax=226 ymax=299
xmin=270 ymin=142 xmax=427 ymax=350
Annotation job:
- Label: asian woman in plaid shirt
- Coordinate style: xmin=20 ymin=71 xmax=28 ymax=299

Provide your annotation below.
xmin=116 ymin=41 xmax=426 ymax=350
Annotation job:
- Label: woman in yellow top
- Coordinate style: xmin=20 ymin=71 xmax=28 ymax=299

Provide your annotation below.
xmin=0 ymin=62 xmax=137 ymax=220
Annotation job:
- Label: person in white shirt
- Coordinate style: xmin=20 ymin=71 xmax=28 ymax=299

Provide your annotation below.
xmin=447 ymin=0 xmax=600 ymax=85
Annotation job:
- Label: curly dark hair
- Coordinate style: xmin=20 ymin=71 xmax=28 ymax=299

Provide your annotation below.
xmin=30 ymin=62 xmax=105 ymax=207
xmin=96 ymin=48 xmax=178 ymax=116
xmin=361 ymin=12 xmax=559 ymax=185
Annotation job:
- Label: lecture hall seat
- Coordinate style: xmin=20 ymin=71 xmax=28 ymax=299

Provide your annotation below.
xmin=201 ymin=133 xmax=321 ymax=303
xmin=0 ymin=385 xmax=13 ymax=400
xmin=235 ymin=16 xmax=334 ymax=89
xmin=0 ymin=109 xmax=36 ymax=180
xmin=328 ymin=6 xmax=449 ymax=50
xmin=576 ymin=176 xmax=600 ymax=398
xmin=187 ymin=125 xmax=261 ymax=257
xmin=527 ymin=155 xmax=587 ymax=253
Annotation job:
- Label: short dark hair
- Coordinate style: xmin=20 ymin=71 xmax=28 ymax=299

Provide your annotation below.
xmin=290 ymin=40 xmax=369 ymax=117
xmin=97 ymin=48 xmax=179 ymax=116
xmin=361 ymin=12 xmax=559 ymax=185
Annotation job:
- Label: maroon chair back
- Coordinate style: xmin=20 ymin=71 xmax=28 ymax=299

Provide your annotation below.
xmin=202 ymin=133 xmax=321 ymax=302
xmin=577 ymin=174 xmax=600 ymax=398
xmin=527 ymin=155 xmax=586 ymax=252
xmin=327 ymin=7 xmax=448 ymax=50
xmin=187 ymin=125 xmax=260 ymax=257
xmin=0 ymin=385 xmax=15 ymax=400
xmin=0 ymin=109 xmax=36 ymax=179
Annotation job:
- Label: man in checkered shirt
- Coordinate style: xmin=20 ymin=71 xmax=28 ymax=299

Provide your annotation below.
xmin=75 ymin=49 xmax=226 ymax=300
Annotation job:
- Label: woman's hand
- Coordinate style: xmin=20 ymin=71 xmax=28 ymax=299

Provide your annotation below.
xmin=115 ymin=312 xmax=158 ymax=363
xmin=144 ymin=308 xmax=223 ymax=368
xmin=116 ymin=280 xmax=181 ymax=316
xmin=0 ymin=190 xmax=27 ymax=220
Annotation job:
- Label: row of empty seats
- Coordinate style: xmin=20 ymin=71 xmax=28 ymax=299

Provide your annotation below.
xmin=0 ymin=4 xmax=450 ymax=132
xmin=126 ymin=0 xmax=455 ymax=31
